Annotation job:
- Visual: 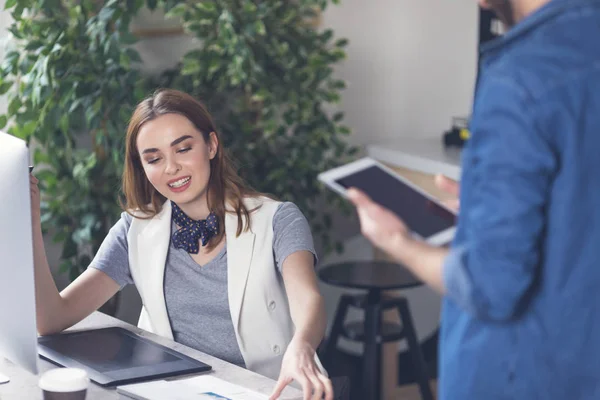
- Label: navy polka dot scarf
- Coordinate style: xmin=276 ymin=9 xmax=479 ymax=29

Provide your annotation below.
xmin=171 ymin=202 xmax=219 ymax=254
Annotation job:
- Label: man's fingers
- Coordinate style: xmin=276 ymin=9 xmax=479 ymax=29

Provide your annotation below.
xmin=434 ymin=174 xmax=460 ymax=196
xmin=346 ymin=187 xmax=373 ymax=205
xmin=442 ymin=199 xmax=460 ymax=213
xmin=348 ymin=188 xmax=385 ymax=215
xmin=269 ymin=376 xmax=293 ymax=400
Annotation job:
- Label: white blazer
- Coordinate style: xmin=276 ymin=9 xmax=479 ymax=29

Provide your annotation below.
xmin=126 ymin=196 xmax=326 ymax=381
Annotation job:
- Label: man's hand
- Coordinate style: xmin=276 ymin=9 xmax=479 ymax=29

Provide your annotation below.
xmin=347 ymin=185 xmax=449 ymax=294
xmin=269 ymin=339 xmax=333 ymax=400
xmin=346 ymin=188 xmax=412 ymax=255
xmin=434 ymin=174 xmax=460 ymax=213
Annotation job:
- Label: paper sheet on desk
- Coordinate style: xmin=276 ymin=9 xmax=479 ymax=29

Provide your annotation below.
xmin=117 ymin=375 xmax=268 ymax=400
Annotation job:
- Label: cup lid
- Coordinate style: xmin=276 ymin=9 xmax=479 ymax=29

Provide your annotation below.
xmin=39 ymin=368 xmax=89 ymax=392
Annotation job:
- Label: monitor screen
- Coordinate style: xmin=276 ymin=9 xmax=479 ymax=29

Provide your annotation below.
xmin=0 ymin=131 xmax=39 ymax=375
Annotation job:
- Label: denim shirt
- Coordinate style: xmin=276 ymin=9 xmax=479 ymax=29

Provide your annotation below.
xmin=441 ymin=1 xmax=600 ymax=399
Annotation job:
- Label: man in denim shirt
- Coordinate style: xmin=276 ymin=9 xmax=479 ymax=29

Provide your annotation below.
xmin=348 ymin=0 xmax=600 ymax=398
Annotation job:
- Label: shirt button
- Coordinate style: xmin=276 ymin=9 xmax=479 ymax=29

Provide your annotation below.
xmin=268 ymin=301 xmax=276 ymax=311
xmin=272 ymin=345 xmax=281 ymax=355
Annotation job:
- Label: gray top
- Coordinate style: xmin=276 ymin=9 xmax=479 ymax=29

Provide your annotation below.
xmin=89 ymin=202 xmax=317 ymax=368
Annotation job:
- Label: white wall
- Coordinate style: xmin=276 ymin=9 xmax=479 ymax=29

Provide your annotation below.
xmin=323 ymin=0 xmax=479 ymax=146
xmin=317 ymin=0 xmax=478 ymax=348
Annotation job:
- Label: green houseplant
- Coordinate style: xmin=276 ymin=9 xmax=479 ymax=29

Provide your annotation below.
xmin=0 ymin=0 xmax=356 ymax=310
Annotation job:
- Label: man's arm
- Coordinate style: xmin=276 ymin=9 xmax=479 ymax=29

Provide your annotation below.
xmin=350 ymin=75 xmax=557 ymax=322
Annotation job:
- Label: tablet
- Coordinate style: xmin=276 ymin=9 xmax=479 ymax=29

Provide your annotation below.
xmin=38 ymin=327 xmax=211 ymax=387
xmin=318 ymin=157 xmax=456 ymax=246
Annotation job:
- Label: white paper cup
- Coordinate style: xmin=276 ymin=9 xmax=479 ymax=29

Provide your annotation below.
xmin=39 ymin=368 xmax=89 ymax=400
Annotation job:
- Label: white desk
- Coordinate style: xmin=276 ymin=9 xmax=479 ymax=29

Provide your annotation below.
xmin=0 ymin=312 xmax=302 ymax=399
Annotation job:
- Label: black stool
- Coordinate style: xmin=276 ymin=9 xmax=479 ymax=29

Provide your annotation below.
xmin=319 ymin=261 xmax=434 ymax=400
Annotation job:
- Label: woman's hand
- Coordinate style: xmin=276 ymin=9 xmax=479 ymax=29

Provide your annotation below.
xmin=269 ymin=339 xmax=333 ymax=400
xmin=347 ymin=188 xmax=412 ymax=255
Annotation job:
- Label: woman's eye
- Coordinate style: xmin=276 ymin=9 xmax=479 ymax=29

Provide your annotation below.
xmin=147 ymin=158 xmax=160 ymax=164
xmin=177 ymin=147 xmax=191 ymax=154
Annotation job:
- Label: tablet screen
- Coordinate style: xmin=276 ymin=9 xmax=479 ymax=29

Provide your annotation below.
xmin=334 ymin=165 xmax=456 ymax=238
xmin=38 ymin=327 xmax=212 ymax=386
xmin=41 ymin=329 xmax=179 ymax=373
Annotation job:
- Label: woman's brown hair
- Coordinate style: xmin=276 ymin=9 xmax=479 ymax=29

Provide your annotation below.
xmin=122 ymin=88 xmax=261 ymax=250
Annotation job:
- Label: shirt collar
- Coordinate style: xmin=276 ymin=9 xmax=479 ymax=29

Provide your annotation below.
xmin=480 ymin=0 xmax=597 ymax=57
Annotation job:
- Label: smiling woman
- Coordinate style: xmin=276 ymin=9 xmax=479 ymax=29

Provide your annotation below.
xmin=29 ymin=89 xmax=335 ymax=400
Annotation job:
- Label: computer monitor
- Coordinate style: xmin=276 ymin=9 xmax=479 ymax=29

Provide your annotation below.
xmin=0 ymin=132 xmax=210 ymax=387
xmin=0 ymin=131 xmax=39 ymax=381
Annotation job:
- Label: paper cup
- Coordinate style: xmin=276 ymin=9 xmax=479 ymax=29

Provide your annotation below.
xmin=39 ymin=368 xmax=89 ymax=400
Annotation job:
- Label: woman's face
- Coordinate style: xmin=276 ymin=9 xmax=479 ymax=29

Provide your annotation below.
xmin=136 ymin=113 xmax=218 ymax=209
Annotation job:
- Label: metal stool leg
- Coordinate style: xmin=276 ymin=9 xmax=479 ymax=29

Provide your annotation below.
xmin=363 ymin=290 xmax=382 ymax=400
xmin=397 ymin=298 xmax=435 ymax=400
xmin=324 ymin=294 xmax=352 ymax=365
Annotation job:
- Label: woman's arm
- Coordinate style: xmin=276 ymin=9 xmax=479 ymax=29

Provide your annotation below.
xmin=281 ymin=251 xmax=327 ymax=349
xmin=31 ymin=174 xmax=120 ymax=335
xmin=270 ymin=250 xmax=333 ymax=400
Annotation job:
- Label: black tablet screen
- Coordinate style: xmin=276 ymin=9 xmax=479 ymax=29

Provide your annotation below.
xmin=41 ymin=329 xmax=179 ymax=373
xmin=335 ymin=166 xmax=456 ymax=238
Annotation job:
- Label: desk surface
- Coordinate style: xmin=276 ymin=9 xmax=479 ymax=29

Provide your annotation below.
xmin=0 ymin=312 xmax=302 ymax=399
xmin=367 ymin=137 xmax=462 ymax=180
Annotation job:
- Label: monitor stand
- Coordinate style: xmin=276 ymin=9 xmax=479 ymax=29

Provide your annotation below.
xmin=0 ymin=371 xmax=9 ymax=384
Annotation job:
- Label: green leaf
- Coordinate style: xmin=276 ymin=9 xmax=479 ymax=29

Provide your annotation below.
xmin=0 ymin=115 xmax=7 ymax=129
xmin=0 ymin=81 xmax=13 ymax=95
xmin=98 ymin=5 xmax=116 ymax=24
xmin=8 ymin=97 xmax=21 ymax=115
xmin=34 ymin=148 xmax=49 ymax=164
xmin=182 ymin=58 xmax=201 ymax=75
xmin=331 ymin=80 xmax=346 ymax=89
xmin=68 ymin=99 xmax=82 ymax=114
xmin=253 ymin=21 xmax=266 ymax=36
xmin=321 ymin=29 xmax=334 ymax=42
xmin=335 ymin=38 xmax=348 ymax=47
xmin=92 ymin=97 xmax=102 ymax=113
xmin=2 ymin=51 xmax=20 ymax=73
xmin=4 ymin=0 xmax=17 ymax=9
xmin=11 ymin=3 xmax=25 ymax=18
xmin=165 ymin=3 xmax=187 ymax=18
xmin=338 ymin=126 xmax=351 ymax=135
xmin=243 ymin=2 xmax=257 ymax=13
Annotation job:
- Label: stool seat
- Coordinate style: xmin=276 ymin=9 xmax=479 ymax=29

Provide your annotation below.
xmin=318 ymin=261 xmax=422 ymax=290
xmin=319 ymin=261 xmax=434 ymax=400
